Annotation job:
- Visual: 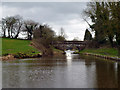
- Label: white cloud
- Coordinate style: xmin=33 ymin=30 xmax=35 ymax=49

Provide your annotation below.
xmin=49 ymin=18 xmax=89 ymax=40
xmin=0 ymin=3 xmax=2 ymax=19
xmin=0 ymin=3 xmax=2 ymax=35
xmin=2 ymin=0 xmax=91 ymax=2
xmin=2 ymin=2 xmax=92 ymax=40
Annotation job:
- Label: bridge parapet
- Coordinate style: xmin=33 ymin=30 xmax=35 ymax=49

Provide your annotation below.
xmin=53 ymin=41 xmax=86 ymax=51
xmin=54 ymin=41 xmax=86 ymax=44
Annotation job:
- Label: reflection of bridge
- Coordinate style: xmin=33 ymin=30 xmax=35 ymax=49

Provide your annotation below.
xmin=53 ymin=41 xmax=86 ymax=51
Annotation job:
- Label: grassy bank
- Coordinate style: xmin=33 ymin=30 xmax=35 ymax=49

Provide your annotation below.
xmin=53 ymin=48 xmax=64 ymax=55
xmin=2 ymin=38 xmax=40 ymax=56
xmin=80 ymin=48 xmax=119 ymax=58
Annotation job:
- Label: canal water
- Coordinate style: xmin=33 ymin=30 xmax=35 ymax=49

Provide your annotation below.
xmin=2 ymin=53 xmax=120 ymax=88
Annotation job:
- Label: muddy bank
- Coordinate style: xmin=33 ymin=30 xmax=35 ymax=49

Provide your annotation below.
xmin=0 ymin=50 xmax=63 ymax=61
xmin=83 ymin=53 xmax=120 ymax=61
xmin=53 ymin=50 xmax=64 ymax=55
xmin=0 ymin=54 xmax=16 ymax=61
xmin=0 ymin=53 xmax=42 ymax=61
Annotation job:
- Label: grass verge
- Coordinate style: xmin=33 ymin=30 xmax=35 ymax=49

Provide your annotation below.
xmin=79 ymin=48 xmax=119 ymax=58
xmin=2 ymin=38 xmax=40 ymax=56
xmin=53 ymin=48 xmax=64 ymax=55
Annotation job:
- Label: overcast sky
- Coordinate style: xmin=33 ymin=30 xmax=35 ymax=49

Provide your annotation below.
xmin=1 ymin=2 xmax=91 ymax=40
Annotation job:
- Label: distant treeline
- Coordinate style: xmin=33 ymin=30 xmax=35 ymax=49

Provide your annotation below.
xmin=0 ymin=15 xmax=66 ymax=55
xmin=83 ymin=1 xmax=120 ymax=56
xmin=1 ymin=15 xmax=65 ymax=40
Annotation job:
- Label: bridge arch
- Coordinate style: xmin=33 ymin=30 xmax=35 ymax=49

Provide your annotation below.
xmin=53 ymin=41 xmax=86 ymax=51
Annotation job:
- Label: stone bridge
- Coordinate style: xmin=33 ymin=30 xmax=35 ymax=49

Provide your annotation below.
xmin=53 ymin=41 xmax=86 ymax=51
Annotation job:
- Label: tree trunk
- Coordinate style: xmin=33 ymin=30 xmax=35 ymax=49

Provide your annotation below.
xmin=29 ymin=35 xmax=32 ymax=40
xmin=30 ymin=33 xmax=32 ymax=40
xmin=14 ymin=32 xmax=19 ymax=39
xmin=3 ymin=29 xmax=6 ymax=37
xmin=11 ymin=29 xmax=13 ymax=38
xmin=27 ymin=32 xmax=30 ymax=40
xmin=28 ymin=33 xmax=32 ymax=40
xmin=10 ymin=26 xmax=14 ymax=38
xmin=28 ymin=35 xmax=31 ymax=40
xmin=108 ymin=36 xmax=114 ymax=47
xmin=8 ymin=29 xmax=10 ymax=38
xmin=14 ymin=25 xmax=22 ymax=39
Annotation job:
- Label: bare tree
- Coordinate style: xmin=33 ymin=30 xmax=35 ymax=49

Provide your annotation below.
xmin=2 ymin=15 xmax=23 ymax=38
xmin=59 ymin=27 xmax=65 ymax=37
xmin=23 ymin=20 xmax=38 ymax=40
xmin=58 ymin=27 xmax=67 ymax=41
xmin=1 ymin=18 xmax=7 ymax=37
xmin=33 ymin=24 xmax=55 ymax=55
xmin=6 ymin=16 xmax=18 ymax=38
xmin=14 ymin=15 xmax=23 ymax=39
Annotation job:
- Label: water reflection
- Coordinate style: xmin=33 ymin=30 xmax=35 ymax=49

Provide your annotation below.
xmin=2 ymin=54 xmax=120 ymax=88
xmin=66 ymin=56 xmax=72 ymax=65
xmin=66 ymin=51 xmax=72 ymax=65
xmin=66 ymin=54 xmax=72 ymax=60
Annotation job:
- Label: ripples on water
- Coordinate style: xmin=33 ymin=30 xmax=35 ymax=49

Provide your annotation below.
xmin=2 ymin=53 xmax=120 ymax=88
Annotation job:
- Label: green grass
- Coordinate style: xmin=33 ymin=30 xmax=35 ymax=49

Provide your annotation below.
xmin=80 ymin=48 xmax=118 ymax=57
xmin=53 ymin=48 xmax=63 ymax=53
xmin=2 ymin=38 xmax=40 ymax=56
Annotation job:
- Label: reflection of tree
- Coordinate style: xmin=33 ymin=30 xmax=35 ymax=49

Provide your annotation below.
xmin=95 ymin=60 xmax=118 ymax=88
xmin=80 ymin=55 xmax=93 ymax=67
xmin=84 ymin=59 xmax=92 ymax=67
xmin=118 ymin=63 xmax=120 ymax=89
xmin=80 ymin=55 xmax=118 ymax=88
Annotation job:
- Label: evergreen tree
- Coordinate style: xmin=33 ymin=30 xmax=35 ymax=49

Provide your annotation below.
xmin=84 ymin=29 xmax=92 ymax=41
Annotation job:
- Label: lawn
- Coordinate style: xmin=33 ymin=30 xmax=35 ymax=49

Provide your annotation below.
xmin=2 ymin=38 xmax=40 ymax=56
xmin=80 ymin=48 xmax=118 ymax=57
xmin=53 ymin=48 xmax=63 ymax=52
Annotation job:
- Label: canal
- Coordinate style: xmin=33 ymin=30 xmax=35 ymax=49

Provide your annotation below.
xmin=2 ymin=54 xmax=120 ymax=88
